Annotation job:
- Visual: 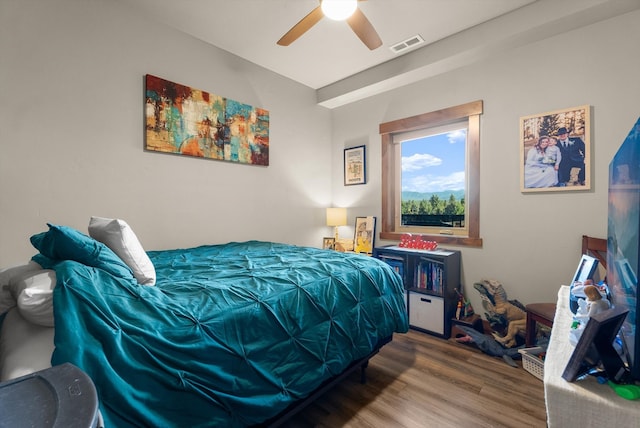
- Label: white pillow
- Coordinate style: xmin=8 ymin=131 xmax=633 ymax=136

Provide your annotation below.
xmin=0 ymin=261 xmax=44 ymax=315
xmin=9 ymin=269 xmax=56 ymax=300
xmin=6 ymin=269 xmax=56 ymax=327
xmin=88 ymin=216 xmax=156 ymax=285
xmin=18 ymin=288 xmax=54 ymax=327
xmin=0 ymin=260 xmax=43 ymax=287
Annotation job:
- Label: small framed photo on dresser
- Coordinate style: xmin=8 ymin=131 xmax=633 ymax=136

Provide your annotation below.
xmin=562 ymin=306 xmax=629 ymax=382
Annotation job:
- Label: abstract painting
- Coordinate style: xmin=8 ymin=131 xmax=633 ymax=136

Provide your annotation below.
xmin=145 ymin=74 xmax=269 ymax=166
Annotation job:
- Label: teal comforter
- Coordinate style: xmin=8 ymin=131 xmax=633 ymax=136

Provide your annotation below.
xmin=49 ymin=241 xmax=408 ymax=427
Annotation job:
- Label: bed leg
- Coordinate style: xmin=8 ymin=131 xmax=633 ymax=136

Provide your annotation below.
xmin=360 ymin=360 xmax=369 ymax=384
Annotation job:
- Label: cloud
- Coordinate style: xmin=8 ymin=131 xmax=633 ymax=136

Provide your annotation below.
xmin=447 ymin=130 xmax=466 ymax=144
xmin=402 ymin=153 xmax=442 ymax=172
xmin=402 ymin=171 xmax=465 ymax=192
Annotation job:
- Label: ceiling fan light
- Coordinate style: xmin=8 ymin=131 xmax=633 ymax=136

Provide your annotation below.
xmin=321 ymin=0 xmax=357 ymax=21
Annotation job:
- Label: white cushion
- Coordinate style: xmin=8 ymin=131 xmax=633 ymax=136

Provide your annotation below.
xmin=6 ymin=269 xmax=56 ymax=327
xmin=9 ymin=269 xmax=56 ymax=300
xmin=88 ymin=217 xmax=156 ymax=285
xmin=0 ymin=261 xmax=43 ymax=315
xmin=0 ymin=261 xmax=43 ymax=287
xmin=18 ymin=288 xmax=54 ymax=327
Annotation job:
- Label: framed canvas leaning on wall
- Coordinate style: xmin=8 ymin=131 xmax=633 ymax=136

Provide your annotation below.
xmin=354 ymin=216 xmax=376 ymax=254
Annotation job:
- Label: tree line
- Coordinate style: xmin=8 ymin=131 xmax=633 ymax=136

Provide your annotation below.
xmin=401 ymin=194 xmax=465 ymax=215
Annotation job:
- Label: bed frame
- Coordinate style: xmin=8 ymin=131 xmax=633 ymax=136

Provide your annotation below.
xmin=259 ymin=336 xmax=392 ymax=427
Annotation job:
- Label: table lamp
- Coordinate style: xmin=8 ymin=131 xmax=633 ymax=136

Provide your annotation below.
xmin=326 ymin=207 xmax=347 ymax=241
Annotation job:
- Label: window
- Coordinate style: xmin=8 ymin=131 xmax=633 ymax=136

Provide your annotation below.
xmin=380 ymin=100 xmax=483 ymax=247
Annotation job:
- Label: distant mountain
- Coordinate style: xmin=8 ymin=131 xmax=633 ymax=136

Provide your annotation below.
xmin=402 ymin=189 xmax=465 ymax=201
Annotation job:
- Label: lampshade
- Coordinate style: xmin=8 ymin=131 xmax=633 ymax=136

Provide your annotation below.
xmin=326 ymin=207 xmax=347 ymax=227
xmin=321 ymin=0 xmax=357 ymax=21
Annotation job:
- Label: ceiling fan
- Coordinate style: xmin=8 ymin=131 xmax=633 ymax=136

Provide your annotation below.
xmin=277 ymin=0 xmax=382 ymax=50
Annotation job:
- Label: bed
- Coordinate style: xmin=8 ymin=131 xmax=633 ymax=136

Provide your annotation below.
xmin=0 ymin=220 xmax=408 ymax=427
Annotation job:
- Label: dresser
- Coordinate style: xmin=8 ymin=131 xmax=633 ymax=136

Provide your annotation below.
xmin=544 ymin=285 xmax=640 ymax=426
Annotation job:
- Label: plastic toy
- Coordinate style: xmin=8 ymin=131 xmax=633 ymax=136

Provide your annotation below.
xmin=608 ymin=381 xmax=640 ymax=400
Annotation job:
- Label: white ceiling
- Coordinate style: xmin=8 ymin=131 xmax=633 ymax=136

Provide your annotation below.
xmin=118 ymin=0 xmax=639 ymax=108
xmin=119 ymin=0 xmax=536 ymax=88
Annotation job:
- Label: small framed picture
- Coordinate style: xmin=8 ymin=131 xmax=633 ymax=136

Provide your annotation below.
xmin=562 ymin=306 xmax=629 ymax=382
xmin=344 ymin=145 xmax=366 ymax=186
xmin=572 ymin=255 xmax=599 ymax=284
xmin=322 ymin=237 xmax=335 ymax=250
xmin=354 ymin=216 xmax=376 ymax=254
xmin=520 ymin=105 xmax=591 ymax=192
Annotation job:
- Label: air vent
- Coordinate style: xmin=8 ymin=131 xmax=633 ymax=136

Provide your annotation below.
xmin=390 ymin=35 xmax=425 ymax=54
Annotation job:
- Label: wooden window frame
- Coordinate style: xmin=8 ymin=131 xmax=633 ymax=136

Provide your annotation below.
xmin=380 ymin=100 xmax=483 ymax=248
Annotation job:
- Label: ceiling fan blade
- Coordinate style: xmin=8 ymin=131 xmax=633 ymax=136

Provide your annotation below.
xmin=347 ymin=8 xmax=382 ymax=50
xmin=277 ymin=6 xmax=324 ymax=46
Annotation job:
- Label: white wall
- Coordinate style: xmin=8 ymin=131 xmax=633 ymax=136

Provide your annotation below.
xmin=0 ymin=0 xmax=333 ymax=265
xmin=330 ymin=10 xmax=640 ymax=312
xmin=2 ymin=1 xmax=639 ymax=316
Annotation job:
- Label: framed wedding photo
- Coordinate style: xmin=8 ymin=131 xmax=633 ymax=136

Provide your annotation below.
xmin=344 ymin=145 xmax=366 ymax=186
xmin=520 ymin=105 xmax=591 ymax=193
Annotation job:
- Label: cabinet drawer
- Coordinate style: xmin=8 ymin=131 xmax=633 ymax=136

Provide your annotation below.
xmin=409 ymin=292 xmax=444 ymax=334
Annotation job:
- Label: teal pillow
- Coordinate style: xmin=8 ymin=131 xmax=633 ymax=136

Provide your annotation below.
xmin=31 ymin=253 xmax=57 ymax=270
xmin=30 ymin=224 xmax=134 ymax=280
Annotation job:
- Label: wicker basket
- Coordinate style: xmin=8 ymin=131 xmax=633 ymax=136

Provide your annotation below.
xmin=518 ymin=347 xmax=545 ymax=381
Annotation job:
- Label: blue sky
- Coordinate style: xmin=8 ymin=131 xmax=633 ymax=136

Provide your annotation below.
xmin=401 ymin=130 xmax=466 ymax=193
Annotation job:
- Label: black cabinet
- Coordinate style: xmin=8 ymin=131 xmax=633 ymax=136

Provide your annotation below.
xmin=374 ymin=245 xmax=461 ymax=338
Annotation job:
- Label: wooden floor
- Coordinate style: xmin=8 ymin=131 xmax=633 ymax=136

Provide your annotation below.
xmin=280 ymin=329 xmax=547 ymax=428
